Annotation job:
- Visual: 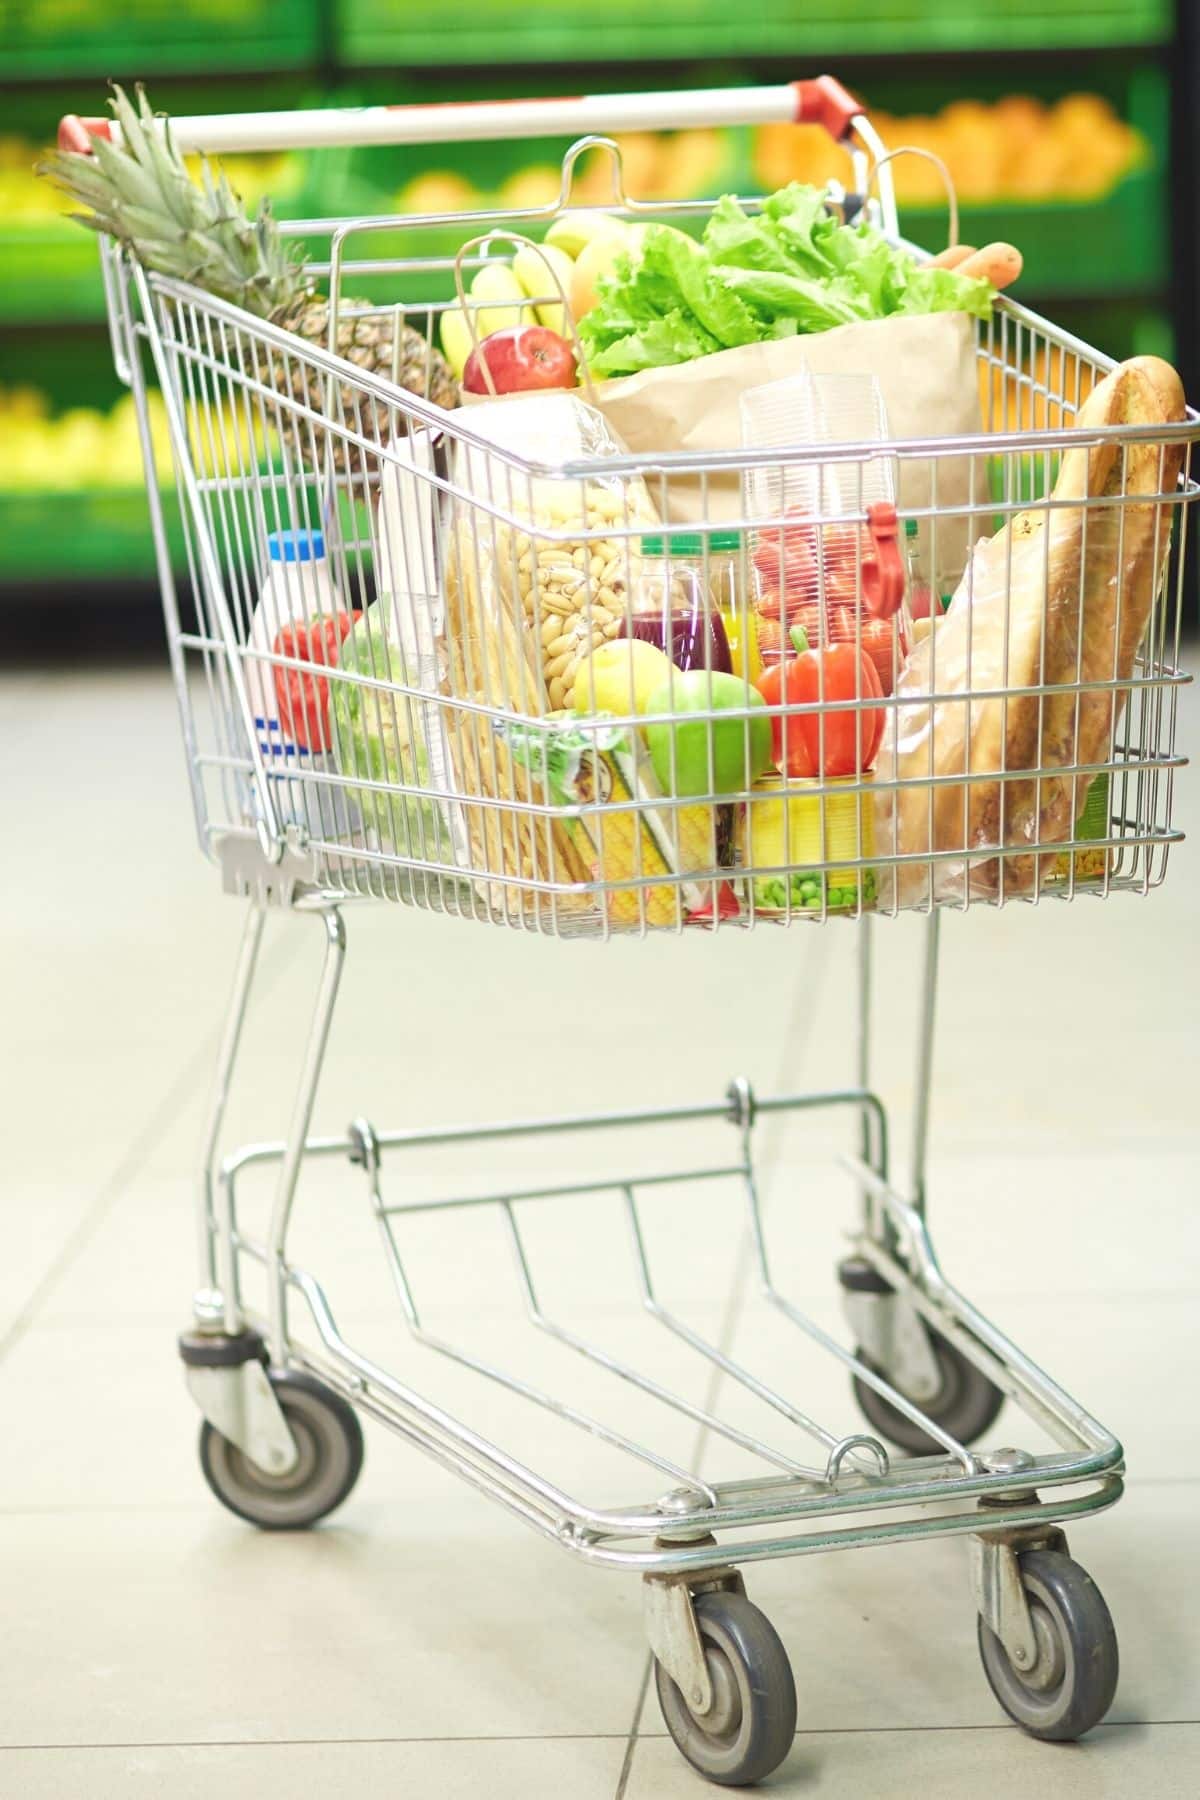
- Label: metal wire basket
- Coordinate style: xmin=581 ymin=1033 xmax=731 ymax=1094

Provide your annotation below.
xmin=95 ymin=127 xmax=1198 ymax=936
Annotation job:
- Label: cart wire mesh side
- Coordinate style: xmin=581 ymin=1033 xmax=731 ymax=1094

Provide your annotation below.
xmin=99 ymin=157 xmax=1197 ymax=939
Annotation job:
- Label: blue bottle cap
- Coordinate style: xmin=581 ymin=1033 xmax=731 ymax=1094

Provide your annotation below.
xmin=267 ymin=528 xmax=325 ymax=564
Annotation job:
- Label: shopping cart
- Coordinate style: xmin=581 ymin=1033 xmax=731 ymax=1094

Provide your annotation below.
xmin=68 ymin=76 xmax=1197 ymax=1786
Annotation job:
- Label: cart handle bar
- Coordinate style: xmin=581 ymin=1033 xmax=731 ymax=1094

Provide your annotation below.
xmin=59 ymin=77 xmax=861 ymax=156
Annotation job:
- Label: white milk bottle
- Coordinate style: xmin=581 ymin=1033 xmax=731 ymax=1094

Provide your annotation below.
xmin=244 ymin=527 xmax=354 ymax=841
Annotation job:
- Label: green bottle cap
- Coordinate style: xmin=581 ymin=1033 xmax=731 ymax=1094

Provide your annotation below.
xmin=640 ymin=530 xmax=742 ymax=556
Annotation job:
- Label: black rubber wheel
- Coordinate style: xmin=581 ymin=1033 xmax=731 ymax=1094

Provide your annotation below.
xmin=655 ymin=1590 xmax=797 ymax=1787
xmin=199 ymin=1369 xmax=364 ymax=1530
xmin=851 ymin=1330 xmax=1005 ymax=1456
xmin=977 ymin=1549 xmax=1119 ymax=1740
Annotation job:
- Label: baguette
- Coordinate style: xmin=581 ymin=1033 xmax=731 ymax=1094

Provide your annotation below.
xmin=880 ymin=355 xmax=1186 ymax=904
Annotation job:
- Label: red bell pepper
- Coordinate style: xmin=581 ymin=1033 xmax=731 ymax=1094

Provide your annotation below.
xmin=272 ymin=610 xmax=360 ymax=753
xmin=756 ymin=624 xmax=884 ymax=778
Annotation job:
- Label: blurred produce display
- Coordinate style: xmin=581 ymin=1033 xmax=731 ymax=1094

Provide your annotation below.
xmin=0 ymin=389 xmax=161 ymax=491
xmin=756 ymin=94 xmax=1149 ymax=204
xmin=0 ymin=136 xmax=74 ymax=219
xmin=0 ymin=0 xmax=1182 ymax=593
xmin=0 ymin=138 xmax=306 ymax=223
xmin=0 ymin=387 xmax=280 ymax=491
xmin=395 ymin=129 xmax=734 ymax=214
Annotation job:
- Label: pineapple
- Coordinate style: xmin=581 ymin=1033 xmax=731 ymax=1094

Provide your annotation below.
xmin=39 ymin=84 xmax=457 ymax=469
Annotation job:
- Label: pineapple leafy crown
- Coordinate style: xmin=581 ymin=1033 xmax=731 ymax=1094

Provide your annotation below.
xmin=37 ymin=82 xmax=311 ymax=319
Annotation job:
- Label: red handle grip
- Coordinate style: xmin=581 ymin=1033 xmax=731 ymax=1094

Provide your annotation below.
xmin=862 ymin=503 xmax=906 ymax=621
xmin=58 ymin=114 xmax=111 ymax=152
xmin=791 ymin=76 xmax=863 ymax=143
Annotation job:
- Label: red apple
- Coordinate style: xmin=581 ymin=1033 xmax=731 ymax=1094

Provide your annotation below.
xmin=462 ymin=325 xmax=577 ymax=395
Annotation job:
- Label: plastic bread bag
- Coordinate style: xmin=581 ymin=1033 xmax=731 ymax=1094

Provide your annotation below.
xmin=741 ymin=368 xmax=911 ymax=694
xmin=376 ymin=427 xmax=443 ymax=664
xmin=876 ymin=358 xmax=1184 ymax=908
xmin=329 ymin=595 xmax=472 ymax=885
xmin=503 ymin=715 xmax=719 ymax=929
xmin=323 ymin=429 xmax=471 ymax=882
xmin=443 ymin=391 xmax=660 ymax=717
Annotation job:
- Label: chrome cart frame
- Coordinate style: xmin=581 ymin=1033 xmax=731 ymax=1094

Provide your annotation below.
xmin=184 ymin=889 xmax=1121 ymax=1731
xmin=74 ymin=72 xmax=1195 ymax=1786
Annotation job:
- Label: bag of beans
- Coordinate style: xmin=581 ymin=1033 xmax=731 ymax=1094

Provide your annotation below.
xmin=443 ymin=392 xmax=660 ymax=717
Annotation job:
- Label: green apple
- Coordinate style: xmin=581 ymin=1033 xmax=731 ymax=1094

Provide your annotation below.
xmin=574 ymin=638 xmax=674 ymax=717
xmin=644 ymin=670 xmax=772 ymax=797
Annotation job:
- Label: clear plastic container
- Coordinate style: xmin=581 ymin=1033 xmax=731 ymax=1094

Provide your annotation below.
xmin=741 ymin=370 xmax=910 ymax=694
xmin=625 ymin=533 xmax=733 ymax=674
xmin=904 ymin=517 xmax=936 ymax=622
xmin=706 ymin=529 xmax=762 ymax=685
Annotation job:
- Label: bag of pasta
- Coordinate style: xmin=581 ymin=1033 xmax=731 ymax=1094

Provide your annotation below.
xmin=441 ymin=394 xmax=662 ymax=918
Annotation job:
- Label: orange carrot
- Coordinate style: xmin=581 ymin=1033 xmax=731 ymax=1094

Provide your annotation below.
xmin=957 ymin=241 xmax=1023 ymax=289
xmin=930 ymin=243 xmax=977 ymax=270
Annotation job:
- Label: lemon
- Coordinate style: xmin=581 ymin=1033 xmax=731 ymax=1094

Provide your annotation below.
xmin=574 ymin=638 xmax=674 ymax=718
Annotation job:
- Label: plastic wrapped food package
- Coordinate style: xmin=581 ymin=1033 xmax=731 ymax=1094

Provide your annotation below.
xmin=504 ymin=717 xmax=717 ymax=929
xmin=445 ymin=392 xmax=660 ymax=715
xmin=876 ymin=520 xmax=1132 ymax=907
xmin=330 ymin=600 xmax=466 ymax=875
xmin=324 ymin=431 xmax=471 ymax=881
xmin=441 ymin=393 xmax=660 ymax=917
xmin=874 ymin=356 xmax=1185 ymax=907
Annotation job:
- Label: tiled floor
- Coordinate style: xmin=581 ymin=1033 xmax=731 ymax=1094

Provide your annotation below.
xmin=3 ymin=661 xmax=1198 ymax=1795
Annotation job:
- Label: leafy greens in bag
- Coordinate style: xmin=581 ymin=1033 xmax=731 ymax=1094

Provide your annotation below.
xmin=580 ymin=184 xmax=993 ymax=381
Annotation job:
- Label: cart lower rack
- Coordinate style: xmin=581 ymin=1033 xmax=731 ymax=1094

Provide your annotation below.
xmin=178 ymin=898 xmax=1123 ymax=1781
xmin=69 ymin=72 xmax=1193 ymax=1788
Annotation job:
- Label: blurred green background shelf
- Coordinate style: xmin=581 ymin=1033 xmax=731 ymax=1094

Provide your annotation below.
xmin=339 ymin=0 xmax=1172 ymax=64
xmin=0 ymin=1 xmax=321 ymax=79
xmin=0 ymin=223 xmax=110 ymax=323
xmin=0 ymin=489 xmax=179 ymax=581
xmin=0 ymin=1 xmax=1186 ymax=591
xmin=1 ymin=0 xmax=1174 ymax=82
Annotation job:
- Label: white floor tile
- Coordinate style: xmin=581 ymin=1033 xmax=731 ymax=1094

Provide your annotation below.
xmin=0 ymin=1296 xmax=737 ymax=1513
xmin=0 ymin=1735 xmax=627 ymax=1799
xmin=5 ymin=662 xmax=1198 ymax=1796
xmin=0 ymin=1503 xmax=643 ymax=1747
xmin=626 ymin=1721 xmax=1200 ymax=1799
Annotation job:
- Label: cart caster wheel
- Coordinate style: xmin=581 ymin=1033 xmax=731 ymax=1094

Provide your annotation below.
xmin=654 ymin=1591 xmax=797 ymax=1787
xmin=851 ymin=1329 xmax=1005 ymax=1456
xmin=977 ymin=1549 xmax=1118 ymax=1741
xmin=199 ymin=1369 xmax=364 ymax=1530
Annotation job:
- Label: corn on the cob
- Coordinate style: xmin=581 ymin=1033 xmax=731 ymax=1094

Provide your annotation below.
xmin=573 ymin=747 xmax=716 ymax=928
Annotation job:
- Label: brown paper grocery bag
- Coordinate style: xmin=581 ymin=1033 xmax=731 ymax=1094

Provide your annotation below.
xmin=588 ymin=311 xmax=986 ymax=582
